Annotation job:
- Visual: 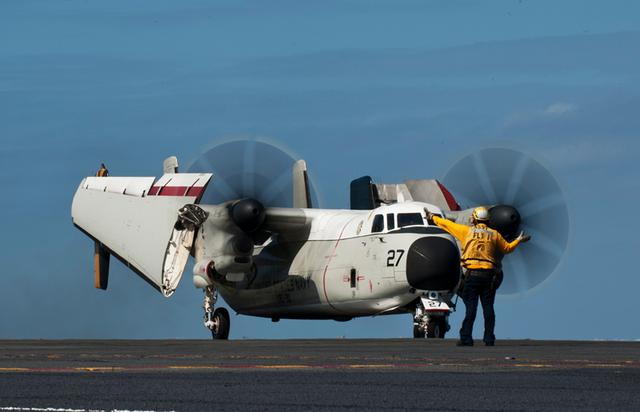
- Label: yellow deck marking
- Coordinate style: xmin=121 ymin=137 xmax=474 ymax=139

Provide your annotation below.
xmin=74 ymin=367 xmax=125 ymax=372
xmin=347 ymin=364 xmax=394 ymax=369
xmin=255 ymin=365 xmax=311 ymax=369
xmin=168 ymin=365 xmax=221 ymax=370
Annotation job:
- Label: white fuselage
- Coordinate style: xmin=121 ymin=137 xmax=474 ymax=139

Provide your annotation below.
xmin=216 ymin=202 xmax=459 ymax=320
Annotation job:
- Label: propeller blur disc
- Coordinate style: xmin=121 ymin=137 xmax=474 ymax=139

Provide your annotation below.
xmin=442 ymin=148 xmax=569 ymax=295
xmin=187 ymin=139 xmax=318 ymax=208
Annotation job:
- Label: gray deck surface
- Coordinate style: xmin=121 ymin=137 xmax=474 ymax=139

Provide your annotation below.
xmin=0 ymin=339 xmax=638 ymax=411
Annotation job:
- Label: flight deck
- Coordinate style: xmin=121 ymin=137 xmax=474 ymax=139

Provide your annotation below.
xmin=0 ymin=339 xmax=638 ymax=411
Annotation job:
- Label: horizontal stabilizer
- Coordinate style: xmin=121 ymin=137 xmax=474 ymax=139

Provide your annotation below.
xmin=350 ymin=176 xmax=460 ymax=211
xmin=403 ymin=180 xmax=460 ymax=211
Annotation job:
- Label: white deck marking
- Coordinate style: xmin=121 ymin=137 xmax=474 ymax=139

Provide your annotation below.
xmin=0 ymin=408 xmax=175 ymax=412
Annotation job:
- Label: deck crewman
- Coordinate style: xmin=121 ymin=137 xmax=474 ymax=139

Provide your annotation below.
xmin=428 ymin=207 xmax=530 ymax=346
xmin=96 ymin=163 xmax=109 ymax=177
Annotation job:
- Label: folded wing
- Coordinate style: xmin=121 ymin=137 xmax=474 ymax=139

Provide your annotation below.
xmin=72 ymin=173 xmax=212 ymax=297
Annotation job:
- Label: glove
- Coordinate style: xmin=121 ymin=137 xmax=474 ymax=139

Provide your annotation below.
xmin=517 ymin=232 xmax=531 ymax=243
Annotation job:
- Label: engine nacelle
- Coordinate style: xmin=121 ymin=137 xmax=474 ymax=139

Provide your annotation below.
xmin=193 ymin=257 xmax=252 ymax=289
xmin=192 ymin=202 xmax=262 ymax=288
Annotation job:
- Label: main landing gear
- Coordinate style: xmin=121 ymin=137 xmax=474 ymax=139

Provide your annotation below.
xmin=203 ymin=286 xmax=230 ymax=340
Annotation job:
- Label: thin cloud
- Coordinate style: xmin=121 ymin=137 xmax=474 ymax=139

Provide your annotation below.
xmin=544 ymin=102 xmax=577 ymax=116
xmin=502 ymin=101 xmax=578 ymax=128
xmin=543 ymin=139 xmax=628 ymax=168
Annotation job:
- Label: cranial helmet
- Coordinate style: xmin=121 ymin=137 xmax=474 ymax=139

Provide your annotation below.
xmin=472 ymin=207 xmax=490 ymax=223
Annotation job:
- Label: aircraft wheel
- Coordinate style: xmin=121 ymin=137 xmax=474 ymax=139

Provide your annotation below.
xmin=211 ymin=308 xmax=230 ymax=340
xmin=426 ymin=318 xmax=447 ymax=339
xmin=413 ymin=325 xmax=424 ymax=339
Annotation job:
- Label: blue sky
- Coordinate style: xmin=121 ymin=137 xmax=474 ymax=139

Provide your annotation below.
xmin=1 ymin=0 xmax=639 ymax=340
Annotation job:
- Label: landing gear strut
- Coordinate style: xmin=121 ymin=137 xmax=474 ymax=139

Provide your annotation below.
xmin=412 ymin=292 xmax=453 ymax=339
xmin=413 ymin=309 xmax=448 ymax=339
xmin=203 ymin=286 xmax=230 ymax=340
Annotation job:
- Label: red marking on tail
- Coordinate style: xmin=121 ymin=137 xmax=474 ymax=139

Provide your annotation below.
xmin=436 ymin=181 xmax=461 ymax=211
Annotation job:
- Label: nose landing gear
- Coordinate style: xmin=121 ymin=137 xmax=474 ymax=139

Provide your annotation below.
xmin=413 ymin=292 xmax=454 ymax=339
xmin=413 ymin=312 xmax=449 ymax=339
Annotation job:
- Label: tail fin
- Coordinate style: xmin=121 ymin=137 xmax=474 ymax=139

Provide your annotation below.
xmin=350 ymin=176 xmax=379 ymax=210
xmin=163 ymin=156 xmax=179 ymax=174
xmin=293 ymin=160 xmax=313 ymax=208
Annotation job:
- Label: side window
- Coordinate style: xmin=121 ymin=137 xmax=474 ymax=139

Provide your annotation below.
xmin=371 ymin=214 xmax=384 ymax=233
xmin=397 ymin=213 xmax=424 ymax=227
xmin=387 ymin=213 xmax=395 ymax=230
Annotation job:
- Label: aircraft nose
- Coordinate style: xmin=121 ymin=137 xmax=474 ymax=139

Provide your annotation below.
xmin=406 ymin=236 xmax=460 ymax=291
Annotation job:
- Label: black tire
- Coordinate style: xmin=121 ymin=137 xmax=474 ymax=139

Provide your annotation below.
xmin=211 ymin=308 xmax=230 ymax=340
xmin=413 ymin=325 xmax=424 ymax=339
xmin=426 ymin=318 xmax=447 ymax=339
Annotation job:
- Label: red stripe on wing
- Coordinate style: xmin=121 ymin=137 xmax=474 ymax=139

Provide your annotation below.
xmin=147 ymin=186 xmax=205 ymax=198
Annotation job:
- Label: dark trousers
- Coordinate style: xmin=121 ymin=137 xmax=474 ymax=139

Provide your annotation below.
xmin=460 ymin=271 xmax=497 ymax=344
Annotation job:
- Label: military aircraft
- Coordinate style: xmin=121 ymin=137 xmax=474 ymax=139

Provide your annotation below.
xmin=71 ymin=140 xmax=569 ymax=339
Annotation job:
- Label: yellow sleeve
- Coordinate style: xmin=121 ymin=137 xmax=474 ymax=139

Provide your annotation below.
xmin=496 ymin=233 xmax=522 ymax=255
xmin=432 ymin=216 xmax=469 ymax=242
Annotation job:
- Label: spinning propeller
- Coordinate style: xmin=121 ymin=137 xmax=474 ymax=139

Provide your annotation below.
xmin=442 ymin=148 xmax=570 ymax=295
xmin=188 ymin=139 xmax=315 ymax=207
xmin=187 ymin=138 xmax=318 ymax=239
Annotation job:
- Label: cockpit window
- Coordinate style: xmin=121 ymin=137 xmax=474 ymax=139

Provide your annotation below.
xmin=371 ymin=214 xmax=384 ymax=233
xmin=386 ymin=213 xmax=395 ymax=230
xmin=397 ymin=213 xmax=424 ymax=228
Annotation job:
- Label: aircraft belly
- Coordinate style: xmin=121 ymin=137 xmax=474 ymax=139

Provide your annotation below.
xmin=222 ymin=288 xmax=414 ymax=319
xmin=218 ymin=269 xmax=329 ymax=318
xmin=216 ymin=231 xmax=426 ymax=319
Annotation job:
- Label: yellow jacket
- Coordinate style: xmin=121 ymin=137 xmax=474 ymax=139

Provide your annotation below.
xmin=433 ymin=215 xmax=522 ymax=270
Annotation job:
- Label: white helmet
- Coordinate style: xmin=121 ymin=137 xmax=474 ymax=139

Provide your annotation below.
xmin=472 ymin=207 xmax=490 ymax=223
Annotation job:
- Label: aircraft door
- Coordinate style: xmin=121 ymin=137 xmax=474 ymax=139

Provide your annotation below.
xmin=394 ymin=261 xmax=406 ymax=283
xmin=372 ymin=213 xmax=395 ymax=281
xmin=385 ymin=214 xmax=407 ymax=283
xmin=386 ymin=248 xmax=406 ymax=283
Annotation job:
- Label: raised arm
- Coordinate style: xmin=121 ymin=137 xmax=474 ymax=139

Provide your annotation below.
xmin=432 ymin=215 xmax=470 ymax=242
xmin=496 ymin=231 xmax=531 ymax=255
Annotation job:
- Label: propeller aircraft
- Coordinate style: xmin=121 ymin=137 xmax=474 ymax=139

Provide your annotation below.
xmin=71 ymin=140 xmax=568 ymax=339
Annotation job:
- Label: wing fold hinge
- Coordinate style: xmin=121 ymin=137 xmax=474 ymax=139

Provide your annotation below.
xmin=161 ymin=205 xmax=209 ymax=297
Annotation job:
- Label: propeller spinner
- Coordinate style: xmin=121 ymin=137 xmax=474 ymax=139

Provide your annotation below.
xmin=443 ymin=148 xmax=570 ymax=295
